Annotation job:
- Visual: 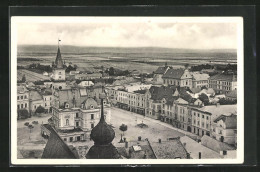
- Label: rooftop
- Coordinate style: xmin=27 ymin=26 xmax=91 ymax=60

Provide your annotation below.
xmin=192 ymin=105 xmax=237 ymax=120
xmin=29 ymin=90 xmax=43 ymax=101
xmin=226 ymin=90 xmax=237 ymax=98
xmin=209 ymin=74 xmax=237 ymax=82
xmin=162 ymin=68 xmax=186 ymax=79
xmin=191 ymin=72 xmax=210 ymax=81
xmin=214 ymin=114 xmax=237 ymax=129
xmin=201 ymin=135 xmax=236 ymax=153
xmin=41 ymin=124 xmax=79 ymax=159
xmin=150 ymin=139 xmax=188 ymax=159
xmin=154 ymin=66 xmax=169 ymax=74
xmin=17 ymin=85 xmax=29 ymax=94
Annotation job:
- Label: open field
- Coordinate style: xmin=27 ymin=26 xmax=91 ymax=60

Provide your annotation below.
xmin=17 ymin=69 xmax=50 ymax=82
xmin=17 ymin=45 xmax=237 ymax=74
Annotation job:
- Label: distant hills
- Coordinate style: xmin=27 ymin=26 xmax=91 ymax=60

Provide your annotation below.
xmin=17 ymin=45 xmax=237 ymax=60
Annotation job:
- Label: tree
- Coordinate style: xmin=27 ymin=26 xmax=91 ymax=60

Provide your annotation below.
xmin=201 ymin=86 xmax=207 ymax=90
xmin=17 ymin=109 xmax=29 ymax=119
xmin=119 ymin=124 xmax=128 ymax=136
xmin=35 ymin=106 xmax=45 ymax=114
xmin=198 ymin=93 xmax=209 ymax=105
xmin=218 ymin=98 xmax=237 ymax=105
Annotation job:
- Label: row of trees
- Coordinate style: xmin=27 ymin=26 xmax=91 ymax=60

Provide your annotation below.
xmin=17 ymin=106 xmax=46 ymax=120
xmin=105 ymin=67 xmax=130 ymax=76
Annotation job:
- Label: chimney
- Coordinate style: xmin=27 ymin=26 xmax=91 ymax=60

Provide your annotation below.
xmin=125 ymin=141 xmax=128 ymax=148
xmin=199 ymin=152 xmax=201 ymax=159
xmin=158 ymin=139 xmax=161 ymax=143
xmin=138 ymin=136 xmax=141 ymax=141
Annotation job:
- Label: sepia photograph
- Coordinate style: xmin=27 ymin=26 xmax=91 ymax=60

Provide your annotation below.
xmin=10 ymin=16 xmax=244 ymax=165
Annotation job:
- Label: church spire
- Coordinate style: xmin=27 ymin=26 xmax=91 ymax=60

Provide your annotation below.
xmin=55 ymin=39 xmax=64 ymax=69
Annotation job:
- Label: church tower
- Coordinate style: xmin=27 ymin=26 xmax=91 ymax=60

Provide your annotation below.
xmin=86 ymin=87 xmax=121 ymax=159
xmin=52 ymin=40 xmax=66 ymax=81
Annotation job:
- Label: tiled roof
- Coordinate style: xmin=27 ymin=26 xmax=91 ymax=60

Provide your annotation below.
xmin=29 ymin=90 xmax=43 ymax=101
xmin=41 ymin=124 xmax=79 ymax=159
xmin=226 ymin=90 xmax=237 ymax=98
xmin=149 ymin=85 xmax=178 ymax=101
xmin=201 ymin=135 xmax=236 ymax=153
xmin=162 ymin=68 xmax=185 ymax=79
xmin=133 ymin=90 xmax=146 ymax=94
xmin=150 ymin=139 xmax=188 ymax=159
xmin=191 ymin=72 xmax=210 ymax=81
xmin=214 ymin=114 xmax=237 ymax=129
xmin=154 ymin=66 xmax=169 ymax=74
xmin=209 ymin=74 xmax=237 ymax=82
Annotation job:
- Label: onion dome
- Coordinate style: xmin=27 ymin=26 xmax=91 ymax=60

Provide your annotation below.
xmin=86 ymin=90 xmax=120 ymax=159
xmin=90 ymin=93 xmax=115 ymax=145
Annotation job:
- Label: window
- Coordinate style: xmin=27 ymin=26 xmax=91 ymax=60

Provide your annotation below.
xmin=24 ymin=95 xmax=27 ymax=99
xmin=66 ymin=119 xmax=69 ymax=126
xmin=91 ymin=114 xmax=94 ymax=120
xmin=64 ymin=138 xmax=67 ymax=142
xmin=223 ymin=150 xmax=227 ymax=155
xmin=34 ymin=105 xmax=36 ymax=109
xmin=70 ymin=137 xmax=73 ymax=142
xmin=206 ymin=116 xmax=209 ymax=120
xmin=25 ymin=103 xmax=27 ymax=108
xmin=91 ymin=123 xmax=94 ymax=128
xmin=197 ymin=121 xmax=200 ymax=125
xmin=17 ymin=105 xmax=20 ymax=109
xmin=194 ymin=112 xmax=196 ymax=116
xmin=90 ymin=105 xmax=94 ymax=109
xmin=21 ymin=104 xmax=23 ymax=108
xmin=17 ymin=96 xmax=19 ymax=100
xmin=21 ymin=96 xmax=23 ymax=99
xmin=76 ymin=113 xmax=79 ymax=118
xmin=219 ymin=130 xmax=222 ymax=134
xmin=198 ymin=113 xmax=200 ymax=117
xmin=59 ymin=72 xmax=61 ymax=75
xmin=59 ymin=76 xmax=61 ymax=79
xmin=45 ymin=103 xmax=47 ymax=107
xmin=76 ymin=122 xmax=79 ymax=127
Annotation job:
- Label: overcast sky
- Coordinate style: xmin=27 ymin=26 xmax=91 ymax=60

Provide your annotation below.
xmin=16 ymin=20 xmax=238 ymax=49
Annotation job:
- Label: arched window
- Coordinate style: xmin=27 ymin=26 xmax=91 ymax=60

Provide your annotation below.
xmin=66 ymin=119 xmax=69 ymax=126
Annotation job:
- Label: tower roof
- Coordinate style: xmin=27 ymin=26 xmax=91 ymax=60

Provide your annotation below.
xmin=86 ymin=89 xmax=120 ymax=159
xmin=55 ymin=47 xmax=64 ymax=69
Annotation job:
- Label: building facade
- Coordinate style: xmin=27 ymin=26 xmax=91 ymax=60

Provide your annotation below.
xmin=17 ymin=85 xmax=30 ymax=111
xmin=191 ymin=72 xmax=209 ymax=88
xmin=208 ymin=74 xmax=237 ymax=94
xmin=162 ymin=68 xmax=193 ymax=88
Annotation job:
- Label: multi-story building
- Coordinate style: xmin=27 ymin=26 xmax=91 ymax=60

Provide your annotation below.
xmin=191 ymin=72 xmax=210 ymax=88
xmin=208 ymin=74 xmax=237 ymax=94
xmin=153 ymin=65 xmax=170 ymax=84
xmin=190 ymin=104 xmax=237 ymax=137
xmin=213 ymin=114 xmax=237 ymax=145
xmin=17 ymin=85 xmax=30 ymax=111
xmin=162 ymin=68 xmax=193 ymax=88
xmin=50 ymin=97 xmax=111 ymax=143
xmin=41 ymin=89 xmax=53 ymax=113
xmin=225 ymin=90 xmax=237 ymax=101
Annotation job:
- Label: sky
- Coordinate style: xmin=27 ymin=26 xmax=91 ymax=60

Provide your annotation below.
xmin=15 ymin=17 xmax=239 ymax=49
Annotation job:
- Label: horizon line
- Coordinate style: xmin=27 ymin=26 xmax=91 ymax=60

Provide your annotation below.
xmin=17 ymin=44 xmax=237 ymax=50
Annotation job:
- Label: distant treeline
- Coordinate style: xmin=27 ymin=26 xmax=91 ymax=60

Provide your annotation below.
xmin=190 ymin=63 xmax=237 ymax=72
xmin=105 ymin=67 xmax=130 ymax=76
xmin=18 ymin=58 xmax=42 ymax=62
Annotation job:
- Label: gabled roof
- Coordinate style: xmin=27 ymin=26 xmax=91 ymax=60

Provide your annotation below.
xmin=226 ymin=90 xmax=237 ymax=98
xmin=209 ymin=74 xmax=237 ymax=82
xmin=214 ymin=114 xmax=237 ymax=129
xmin=29 ymin=90 xmax=43 ymax=101
xmin=162 ymin=68 xmax=185 ymax=79
xmin=201 ymin=135 xmax=236 ymax=153
xmin=154 ymin=66 xmax=169 ymax=74
xmin=41 ymin=124 xmax=79 ymax=159
xmin=149 ymin=85 xmax=178 ymax=101
xmin=190 ymin=88 xmax=201 ymax=94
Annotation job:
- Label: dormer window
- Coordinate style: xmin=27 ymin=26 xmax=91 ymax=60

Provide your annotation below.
xmin=64 ymin=102 xmax=69 ymax=109
xmin=104 ymin=101 xmax=106 ymax=105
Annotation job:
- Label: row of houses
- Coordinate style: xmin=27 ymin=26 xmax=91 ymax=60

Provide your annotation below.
xmin=153 ymin=65 xmax=237 ymax=94
xmin=107 ymin=85 xmax=237 ymax=146
xmin=17 ymin=85 xmax=53 ymax=115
